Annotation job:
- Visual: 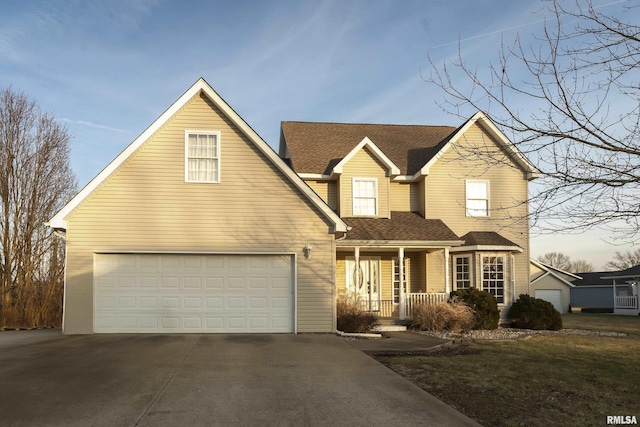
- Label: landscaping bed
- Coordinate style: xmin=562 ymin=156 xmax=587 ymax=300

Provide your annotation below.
xmin=375 ymin=314 xmax=640 ymax=426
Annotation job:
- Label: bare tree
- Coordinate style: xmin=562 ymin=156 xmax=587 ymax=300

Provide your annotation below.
xmin=570 ymin=259 xmax=594 ymax=273
xmin=0 ymin=87 xmax=76 ymax=327
xmin=426 ymin=0 xmax=640 ymax=241
xmin=604 ymin=249 xmax=640 ymax=271
xmin=537 ymin=252 xmax=572 ymax=271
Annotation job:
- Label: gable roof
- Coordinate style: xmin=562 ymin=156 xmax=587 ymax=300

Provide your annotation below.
xmin=420 ymin=111 xmax=540 ymax=180
xmin=530 ymin=259 xmax=580 ymax=288
xmin=342 ymin=212 xmax=461 ymax=244
xmin=280 ymin=111 xmax=540 ymax=180
xmin=48 ymin=78 xmax=348 ymax=233
xmin=280 ymin=121 xmax=456 ymax=176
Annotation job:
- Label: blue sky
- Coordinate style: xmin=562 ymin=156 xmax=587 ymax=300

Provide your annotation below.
xmin=0 ymin=0 xmax=636 ymax=268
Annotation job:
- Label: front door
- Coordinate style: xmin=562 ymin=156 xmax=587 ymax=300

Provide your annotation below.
xmin=346 ymin=257 xmax=381 ymax=312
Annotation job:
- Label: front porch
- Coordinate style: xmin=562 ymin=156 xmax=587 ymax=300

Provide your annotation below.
xmin=357 ymin=292 xmax=449 ymax=319
xmin=612 ymin=277 xmax=639 ymax=316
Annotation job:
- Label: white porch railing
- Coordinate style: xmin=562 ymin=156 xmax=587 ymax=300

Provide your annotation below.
xmin=405 ymin=293 xmax=449 ymax=318
xmin=615 ymin=296 xmax=638 ymax=309
xmin=358 ymin=293 xmax=450 ymax=318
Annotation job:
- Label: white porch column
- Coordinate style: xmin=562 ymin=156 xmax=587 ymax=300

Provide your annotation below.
xmin=444 ymin=247 xmax=450 ymax=294
xmin=613 ymin=279 xmax=617 ymax=311
xmin=354 ymin=247 xmax=360 ymax=297
xmin=398 ymin=247 xmax=406 ymax=320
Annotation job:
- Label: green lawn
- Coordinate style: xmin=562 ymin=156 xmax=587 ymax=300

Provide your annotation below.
xmin=376 ymin=313 xmax=640 ymax=427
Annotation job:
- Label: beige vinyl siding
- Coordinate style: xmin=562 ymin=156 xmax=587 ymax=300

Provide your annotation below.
xmin=426 ymin=250 xmax=447 ymax=293
xmin=410 ymin=182 xmax=423 ymax=214
xmin=389 ymin=182 xmax=411 ymax=212
xmin=305 ymin=180 xmax=337 ymax=211
xmin=63 ymin=93 xmax=336 ymax=334
xmin=339 ymin=147 xmax=389 ymax=218
xmin=424 ymin=122 xmax=530 ymax=302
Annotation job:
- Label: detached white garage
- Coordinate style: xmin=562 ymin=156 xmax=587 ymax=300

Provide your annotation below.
xmin=94 ymin=253 xmax=295 ymax=333
xmin=534 ymin=289 xmax=563 ymax=313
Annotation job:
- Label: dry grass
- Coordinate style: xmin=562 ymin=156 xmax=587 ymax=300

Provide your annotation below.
xmin=336 ymin=292 xmax=378 ymax=333
xmin=377 ymin=313 xmax=640 ymax=426
xmin=563 ymin=312 xmax=640 ymax=336
xmin=411 ymin=297 xmax=475 ymax=333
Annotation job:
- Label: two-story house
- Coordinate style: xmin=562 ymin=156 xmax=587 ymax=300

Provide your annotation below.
xmin=280 ymin=116 xmax=539 ymax=320
xmin=49 ymin=79 xmax=538 ymax=334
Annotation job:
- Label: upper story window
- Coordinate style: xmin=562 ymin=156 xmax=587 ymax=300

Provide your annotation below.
xmin=185 ymin=131 xmax=220 ymax=183
xmin=466 ymin=180 xmax=489 ymax=217
xmin=352 ymin=178 xmax=377 ymax=216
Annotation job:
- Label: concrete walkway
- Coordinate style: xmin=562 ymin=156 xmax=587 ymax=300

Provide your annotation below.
xmin=346 ymin=330 xmax=450 ymax=355
xmin=0 ymin=329 xmax=479 ymax=426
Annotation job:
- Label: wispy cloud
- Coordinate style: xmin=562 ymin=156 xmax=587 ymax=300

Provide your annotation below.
xmin=62 ymin=118 xmax=129 ymax=134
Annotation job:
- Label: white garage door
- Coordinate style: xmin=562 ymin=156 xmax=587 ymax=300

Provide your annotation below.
xmin=534 ymin=289 xmax=563 ymax=313
xmin=94 ymin=253 xmax=294 ymax=333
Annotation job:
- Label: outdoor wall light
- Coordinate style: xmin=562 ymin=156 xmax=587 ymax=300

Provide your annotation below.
xmin=303 ymin=243 xmax=312 ymax=259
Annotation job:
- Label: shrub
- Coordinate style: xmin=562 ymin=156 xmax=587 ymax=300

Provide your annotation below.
xmin=336 ymin=293 xmax=378 ymax=333
xmin=411 ymin=297 xmax=475 ymax=333
xmin=508 ymin=294 xmax=563 ymax=331
xmin=450 ymin=287 xmax=500 ymax=330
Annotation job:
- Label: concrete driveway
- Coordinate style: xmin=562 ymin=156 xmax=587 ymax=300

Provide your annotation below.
xmin=0 ymin=329 xmax=479 ymax=426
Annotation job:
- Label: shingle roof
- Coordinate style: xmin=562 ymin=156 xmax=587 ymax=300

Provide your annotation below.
xmin=343 ymin=212 xmax=460 ymax=242
xmin=602 ymin=264 xmax=640 ymax=278
xmin=281 ymin=121 xmax=458 ymax=176
xmin=571 ymin=272 xmax=612 ymax=287
xmin=460 ymin=231 xmax=519 ymax=247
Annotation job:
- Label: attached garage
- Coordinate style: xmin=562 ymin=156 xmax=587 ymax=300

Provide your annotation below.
xmin=534 ymin=289 xmax=562 ymax=313
xmin=94 ymin=253 xmax=295 ymax=333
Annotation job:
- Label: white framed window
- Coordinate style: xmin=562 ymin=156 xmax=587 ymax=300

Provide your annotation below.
xmin=482 ymin=255 xmax=505 ymax=304
xmin=466 ymin=180 xmax=489 ymax=217
xmin=454 ymin=256 xmax=472 ymax=290
xmin=185 ymin=131 xmax=220 ymax=183
xmin=352 ymin=178 xmax=377 ymax=216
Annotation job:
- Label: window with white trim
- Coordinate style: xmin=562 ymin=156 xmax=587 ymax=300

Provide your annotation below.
xmin=352 ymin=178 xmax=377 ymax=216
xmin=482 ymin=255 xmax=505 ymax=304
xmin=454 ymin=256 xmax=472 ymax=290
xmin=185 ymin=131 xmax=220 ymax=183
xmin=466 ymin=180 xmax=489 ymax=217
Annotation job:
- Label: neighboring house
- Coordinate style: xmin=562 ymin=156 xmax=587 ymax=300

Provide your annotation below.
xmin=48 ymin=78 xmax=348 ymax=334
xmin=48 ymin=78 xmax=540 ymax=334
xmin=280 ymin=115 xmax=539 ymax=321
xmin=603 ymin=265 xmax=640 ymax=316
xmin=529 ymin=259 xmax=580 ymax=313
xmin=570 ymin=272 xmax=615 ymax=312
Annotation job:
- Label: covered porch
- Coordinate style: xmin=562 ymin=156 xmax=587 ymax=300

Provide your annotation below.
xmin=604 ymin=267 xmax=640 ymax=316
xmin=336 ymin=243 xmax=459 ymax=321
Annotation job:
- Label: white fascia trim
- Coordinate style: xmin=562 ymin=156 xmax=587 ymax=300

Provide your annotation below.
xmin=48 ymin=78 xmax=347 ymax=233
xmin=419 ymin=111 xmax=541 ymax=179
xmin=333 ymin=137 xmax=400 ymax=176
xmin=299 ymin=173 xmax=333 ymax=180
xmin=449 ymin=245 xmax=524 ymax=253
xmin=336 ymin=240 xmax=465 ymax=249
xmin=531 ymin=259 xmax=581 ymax=280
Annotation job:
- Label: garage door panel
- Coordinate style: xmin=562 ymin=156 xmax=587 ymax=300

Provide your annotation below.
xmin=94 ymin=254 xmax=294 ymax=333
xmin=535 ymin=289 xmax=563 ymax=313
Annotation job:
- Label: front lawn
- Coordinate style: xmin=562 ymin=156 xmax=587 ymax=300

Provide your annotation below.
xmin=376 ymin=314 xmax=640 ymax=426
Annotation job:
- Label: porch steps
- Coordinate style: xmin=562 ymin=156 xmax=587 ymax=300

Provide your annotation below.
xmin=373 ymin=318 xmax=407 ymax=332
